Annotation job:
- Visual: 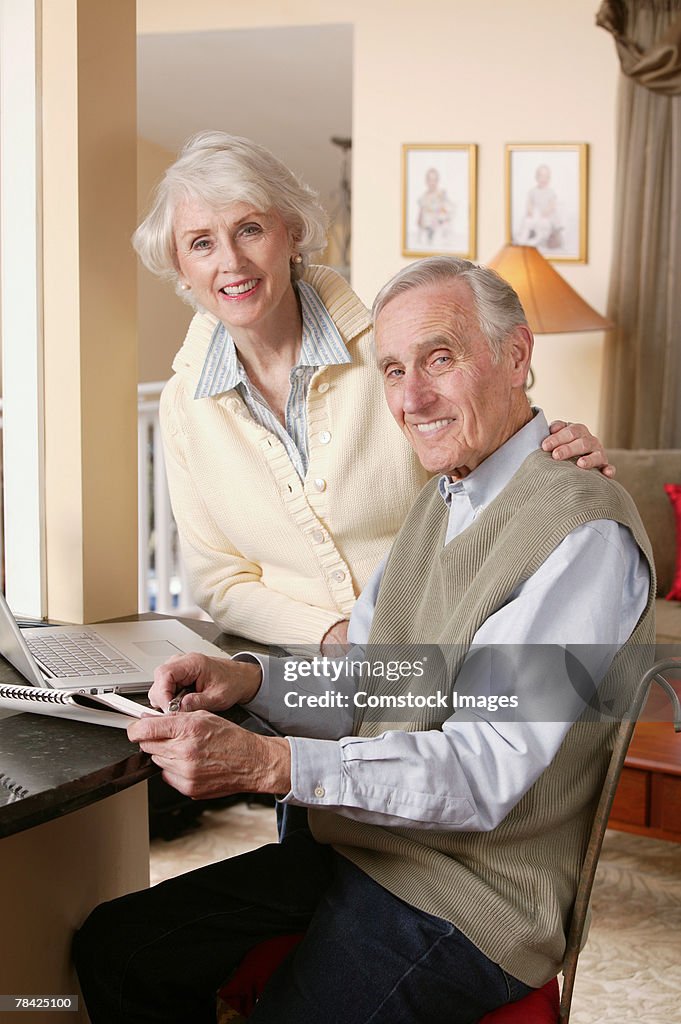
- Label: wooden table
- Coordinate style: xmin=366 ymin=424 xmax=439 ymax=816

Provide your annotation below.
xmin=0 ymin=712 xmax=154 ymax=1022
xmin=610 ymin=720 xmax=681 ymax=842
xmin=0 ymin=617 xmax=255 ymax=1023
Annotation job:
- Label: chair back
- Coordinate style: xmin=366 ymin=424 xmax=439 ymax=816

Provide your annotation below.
xmin=559 ymin=658 xmax=681 ymax=1023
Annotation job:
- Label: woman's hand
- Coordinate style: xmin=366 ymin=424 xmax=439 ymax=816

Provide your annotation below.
xmin=148 ymin=653 xmax=262 ymax=714
xmin=542 ymin=421 xmax=615 ymax=478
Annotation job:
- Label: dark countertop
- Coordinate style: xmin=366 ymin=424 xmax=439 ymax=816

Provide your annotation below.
xmin=0 ymin=618 xmax=270 ymax=840
xmin=0 ymin=711 xmax=156 ymax=837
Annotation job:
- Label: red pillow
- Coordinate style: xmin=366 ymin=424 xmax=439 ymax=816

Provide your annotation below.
xmin=479 ymin=977 xmax=559 ymax=1022
xmin=218 ymin=933 xmax=304 ymax=1017
xmin=665 ymin=484 xmax=681 ymax=601
xmin=217 ymin=935 xmax=559 ymax=1023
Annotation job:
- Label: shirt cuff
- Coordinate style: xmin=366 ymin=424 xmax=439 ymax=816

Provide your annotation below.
xmin=283 ymin=735 xmax=344 ymax=806
xmin=231 ymin=651 xmax=271 ymax=718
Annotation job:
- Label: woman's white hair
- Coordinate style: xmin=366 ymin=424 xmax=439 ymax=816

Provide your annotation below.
xmin=133 ymin=131 xmax=329 ymax=304
xmin=372 ymin=256 xmax=528 ymax=362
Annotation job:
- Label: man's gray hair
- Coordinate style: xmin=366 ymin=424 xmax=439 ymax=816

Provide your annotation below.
xmin=133 ymin=131 xmax=329 ymax=306
xmin=372 ymin=256 xmax=529 ymax=362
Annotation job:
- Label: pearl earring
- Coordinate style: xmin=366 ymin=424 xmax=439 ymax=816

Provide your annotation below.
xmin=291 ymin=254 xmax=303 ymax=265
xmin=180 ymin=282 xmax=190 ymax=291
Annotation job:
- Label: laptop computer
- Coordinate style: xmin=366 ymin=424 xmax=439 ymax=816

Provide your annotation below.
xmin=0 ymin=590 xmax=229 ymax=694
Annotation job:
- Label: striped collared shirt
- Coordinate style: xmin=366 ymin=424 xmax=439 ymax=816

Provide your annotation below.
xmin=193 ymin=281 xmax=352 ymax=478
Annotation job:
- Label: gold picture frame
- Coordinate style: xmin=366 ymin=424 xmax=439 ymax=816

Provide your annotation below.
xmin=505 ymin=143 xmax=588 ymax=263
xmin=402 ymin=144 xmax=477 ymax=259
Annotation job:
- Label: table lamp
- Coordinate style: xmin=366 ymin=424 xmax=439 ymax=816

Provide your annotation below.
xmin=486 ymin=244 xmax=612 ymax=389
xmin=487 ymin=244 xmax=612 ymax=333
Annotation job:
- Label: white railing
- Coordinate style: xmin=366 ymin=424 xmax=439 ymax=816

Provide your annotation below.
xmin=137 ymin=382 xmax=201 ymax=616
xmin=0 ymin=387 xmax=201 ymax=616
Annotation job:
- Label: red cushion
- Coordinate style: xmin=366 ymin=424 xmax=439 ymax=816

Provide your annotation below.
xmin=665 ymin=484 xmax=681 ymax=601
xmin=218 ymin=934 xmax=559 ymax=1023
xmin=479 ymin=977 xmax=559 ymax=1023
xmin=218 ymin=933 xmax=304 ymax=1017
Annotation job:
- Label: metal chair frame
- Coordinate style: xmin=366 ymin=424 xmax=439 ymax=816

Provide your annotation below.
xmin=559 ymin=657 xmax=681 ymax=1023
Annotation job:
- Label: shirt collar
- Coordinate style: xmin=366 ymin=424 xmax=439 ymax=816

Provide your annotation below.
xmin=193 ymin=280 xmax=351 ymax=400
xmin=438 ymin=409 xmax=549 ymax=513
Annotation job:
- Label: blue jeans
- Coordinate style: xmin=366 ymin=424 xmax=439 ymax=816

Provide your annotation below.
xmin=275 ymin=799 xmax=308 ymax=841
xmin=73 ymin=828 xmax=532 ymax=1023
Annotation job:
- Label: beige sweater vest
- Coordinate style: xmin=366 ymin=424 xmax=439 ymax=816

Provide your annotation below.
xmin=309 ymin=450 xmax=655 ymax=987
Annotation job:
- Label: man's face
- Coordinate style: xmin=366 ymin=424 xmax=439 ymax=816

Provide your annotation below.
xmin=374 ymin=280 xmax=532 ymax=477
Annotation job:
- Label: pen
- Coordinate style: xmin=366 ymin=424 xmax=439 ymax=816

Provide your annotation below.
xmin=166 ymin=686 xmax=195 ymax=714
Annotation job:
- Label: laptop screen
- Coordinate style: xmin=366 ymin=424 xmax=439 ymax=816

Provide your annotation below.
xmin=0 ymin=591 xmax=48 ymax=688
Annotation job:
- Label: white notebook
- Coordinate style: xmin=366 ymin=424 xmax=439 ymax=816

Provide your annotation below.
xmin=0 ymin=683 xmax=163 ymax=729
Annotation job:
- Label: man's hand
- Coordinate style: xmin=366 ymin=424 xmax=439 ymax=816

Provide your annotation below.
xmin=128 ymin=712 xmax=291 ymax=799
xmin=148 ymin=653 xmax=262 ymax=714
xmin=321 ymin=619 xmax=350 ymax=656
xmin=543 ymin=420 xmax=615 ymax=478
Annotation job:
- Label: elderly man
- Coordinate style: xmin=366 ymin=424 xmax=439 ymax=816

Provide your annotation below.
xmin=74 ymin=258 xmax=654 ymax=1024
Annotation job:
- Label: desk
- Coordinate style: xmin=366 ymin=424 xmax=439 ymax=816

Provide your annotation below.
xmin=610 ymin=721 xmax=681 ymax=842
xmin=608 ymin=675 xmax=681 ymax=843
xmin=0 ymin=617 xmax=242 ymax=1023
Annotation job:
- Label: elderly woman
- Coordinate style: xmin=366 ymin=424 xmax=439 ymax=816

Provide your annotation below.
xmin=133 ymin=131 xmax=610 ymax=653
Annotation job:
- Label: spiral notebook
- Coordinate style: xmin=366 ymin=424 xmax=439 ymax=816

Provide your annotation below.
xmin=0 ymin=682 xmax=164 ymax=729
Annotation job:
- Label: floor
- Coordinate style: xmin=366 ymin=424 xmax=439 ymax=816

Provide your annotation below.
xmin=149 ymin=805 xmax=681 ymax=1023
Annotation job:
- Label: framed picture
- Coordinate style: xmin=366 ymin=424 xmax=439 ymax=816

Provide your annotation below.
xmin=402 ymin=144 xmax=477 ymax=258
xmin=505 ymin=143 xmax=588 ymax=262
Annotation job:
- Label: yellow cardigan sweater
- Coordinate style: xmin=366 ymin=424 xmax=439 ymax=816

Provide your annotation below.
xmin=160 ymin=266 xmax=430 ymax=649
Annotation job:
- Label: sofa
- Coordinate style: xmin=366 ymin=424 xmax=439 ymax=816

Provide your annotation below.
xmin=609 ymin=449 xmax=681 ymax=644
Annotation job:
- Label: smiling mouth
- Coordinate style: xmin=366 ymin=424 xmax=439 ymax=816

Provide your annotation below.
xmin=220 ymin=278 xmax=259 ymax=297
xmin=412 ymin=418 xmax=454 ymax=434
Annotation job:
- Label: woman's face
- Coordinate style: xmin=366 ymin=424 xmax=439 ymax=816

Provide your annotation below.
xmin=173 ymin=198 xmax=296 ymax=334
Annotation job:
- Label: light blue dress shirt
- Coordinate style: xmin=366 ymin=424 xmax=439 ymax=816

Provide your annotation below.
xmin=241 ymin=412 xmax=650 ymax=831
xmin=193 ymin=280 xmax=351 ymax=479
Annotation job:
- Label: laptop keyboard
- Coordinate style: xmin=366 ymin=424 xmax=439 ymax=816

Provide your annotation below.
xmin=26 ymin=632 xmax=141 ymax=678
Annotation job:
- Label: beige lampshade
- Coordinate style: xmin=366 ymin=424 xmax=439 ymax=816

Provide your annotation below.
xmin=487 ymin=244 xmax=612 ymax=334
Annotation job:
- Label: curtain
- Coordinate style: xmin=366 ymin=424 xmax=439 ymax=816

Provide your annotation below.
xmin=597 ymin=0 xmax=681 ymax=448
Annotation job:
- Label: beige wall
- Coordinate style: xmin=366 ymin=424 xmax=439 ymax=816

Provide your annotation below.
xmin=137 ymin=137 xmax=193 ymax=382
xmin=138 ymin=0 xmax=618 ymax=429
